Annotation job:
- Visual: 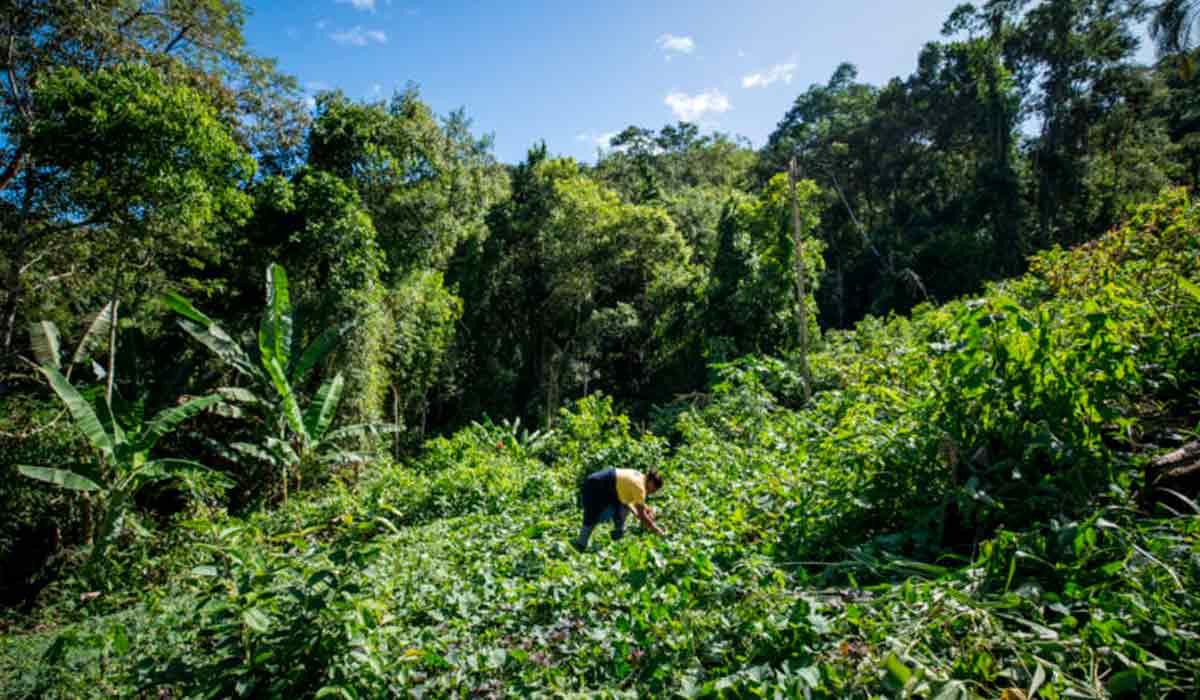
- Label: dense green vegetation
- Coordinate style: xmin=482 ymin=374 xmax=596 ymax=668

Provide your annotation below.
xmin=2 ymin=1 xmax=1199 ymax=698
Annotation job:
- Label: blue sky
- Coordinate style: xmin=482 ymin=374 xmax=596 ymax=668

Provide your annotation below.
xmin=242 ymin=1 xmax=1152 ymax=164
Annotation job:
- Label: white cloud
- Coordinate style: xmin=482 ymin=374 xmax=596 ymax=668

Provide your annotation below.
xmin=742 ymin=62 xmax=797 ymax=89
xmin=336 ymin=0 xmax=376 ymax=10
xmin=330 ymin=26 xmax=388 ymax=45
xmin=576 ymin=130 xmax=619 ymax=149
xmin=664 ymin=89 xmax=730 ymax=122
xmin=656 ymin=33 xmax=695 ymax=57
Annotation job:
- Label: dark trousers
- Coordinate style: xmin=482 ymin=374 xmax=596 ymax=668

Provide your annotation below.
xmin=574 ymin=469 xmax=628 ymax=548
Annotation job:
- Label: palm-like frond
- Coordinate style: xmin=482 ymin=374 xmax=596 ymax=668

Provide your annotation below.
xmin=177 ymin=318 xmax=259 ymax=378
xmin=265 ymin=356 xmax=307 ymax=442
xmin=161 ymin=291 xmax=215 ymax=327
xmin=38 ymin=366 xmax=113 ymax=458
xmin=304 ymin=373 xmax=344 ymax=442
xmin=259 ymin=263 xmax=293 ymax=370
xmin=18 ymin=465 xmax=102 ymax=492
xmin=70 ymin=301 xmax=116 ymax=366
xmin=29 ymin=320 xmax=62 ymax=369
xmin=141 ymin=394 xmax=222 ymax=450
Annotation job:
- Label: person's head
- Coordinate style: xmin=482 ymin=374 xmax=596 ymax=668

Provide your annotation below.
xmin=645 ymin=469 xmax=663 ymax=495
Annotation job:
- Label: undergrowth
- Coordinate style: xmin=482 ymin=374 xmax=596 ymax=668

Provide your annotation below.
xmin=1 ymin=188 xmax=1198 ymax=698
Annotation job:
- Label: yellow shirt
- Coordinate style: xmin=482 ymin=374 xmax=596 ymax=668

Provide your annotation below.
xmin=614 ymin=469 xmax=647 ymax=508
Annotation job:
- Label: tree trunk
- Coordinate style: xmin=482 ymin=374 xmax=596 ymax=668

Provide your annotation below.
xmin=1 ymin=171 xmax=34 ymax=360
xmin=789 ymin=158 xmax=813 ymax=401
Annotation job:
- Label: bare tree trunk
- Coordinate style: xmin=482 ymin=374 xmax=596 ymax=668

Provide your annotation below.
xmin=1 ymin=170 xmax=34 ymax=358
xmin=392 ymin=384 xmax=402 ymax=461
xmin=789 ymin=158 xmax=813 ymax=401
xmin=105 ymin=299 xmax=119 ymax=407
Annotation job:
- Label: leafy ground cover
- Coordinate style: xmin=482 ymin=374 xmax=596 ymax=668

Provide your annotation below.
xmin=1 ymin=189 xmax=1198 ymax=698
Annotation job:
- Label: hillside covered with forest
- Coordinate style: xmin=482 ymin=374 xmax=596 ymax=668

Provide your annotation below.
xmin=2 ymin=1 xmax=1199 ymax=698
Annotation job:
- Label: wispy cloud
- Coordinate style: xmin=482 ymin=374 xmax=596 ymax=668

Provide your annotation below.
xmin=576 ymin=130 xmax=619 ymax=149
xmin=336 ymin=0 xmax=376 ymax=11
xmin=742 ymin=62 xmax=797 ymax=89
xmin=330 ymin=26 xmax=388 ymax=46
xmin=656 ymin=33 xmax=695 ymax=59
xmin=664 ymin=89 xmax=730 ymax=122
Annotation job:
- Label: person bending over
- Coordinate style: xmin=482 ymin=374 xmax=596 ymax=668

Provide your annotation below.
xmin=572 ymin=468 xmax=664 ymax=551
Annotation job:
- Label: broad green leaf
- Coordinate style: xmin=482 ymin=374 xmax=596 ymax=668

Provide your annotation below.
xmin=304 ymin=373 xmax=344 ymax=441
xmin=264 ymin=437 xmax=300 ymax=466
xmin=883 ymin=653 xmax=912 ymax=687
xmin=216 ymin=386 xmax=262 ymax=405
xmin=243 ymin=608 xmax=271 ymax=634
xmin=1177 ymin=275 xmax=1200 ymax=302
xmin=259 ymin=263 xmax=293 ymax=370
xmin=139 ymin=458 xmax=210 ymax=482
xmin=38 ymin=366 xmax=113 ymax=457
xmin=160 ymin=290 xmax=214 ymax=326
xmin=231 ymin=441 xmax=279 ymax=466
xmin=29 ymin=320 xmax=62 ymax=370
xmin=177 ymin=318 xmax=258 ymax=378
xmin=70 ymin=301 xmax=116 ymax=366
xmin=18 ymin=465 xmax=102 ymax=492
xmin=265 ymin=356 xmax=306 ymax=442
xmin=142 ymin=394 xmax=221 ymax=449
xmin=110 ymin=625 xmax=130 ymax=656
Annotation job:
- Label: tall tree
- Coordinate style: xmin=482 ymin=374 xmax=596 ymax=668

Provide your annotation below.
xmin=0 ymin=0 xmax=303 ymax=369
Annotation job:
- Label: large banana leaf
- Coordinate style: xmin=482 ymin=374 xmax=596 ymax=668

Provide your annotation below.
xmin=259 ymin=264 xmax=293 ymax=370
xmin=70 ymin=301 xmax=116 ymax=367
xmin=18 ymin=465 xmax=102 ymax=492
xmin=138 ymin=458 xmax=211 ymax=481
xmin=29 ymin=320 xmax=62 ymax=370
xmin=303 ymin=373 xmax=344 ymax=442
xmin=264 ymin=356 xmax=307 ymax=443
xmin=188 ymin=432 xmax=246 ymax=466
xmin=216 ymin=386 xmax=263 ymax=405
xmin=161 ymin=291 xmax=215 ymax=327
xmin=38 ymin=366 xmax=113 ymax=458
xmin=231 ymin=441 xmax=279 ymax=466
xmin=265 ymin=436 xmax=300 ymax=466
xmin=177 ymin=318 xmax=258 ymax=378
xmin=141 ymin=394 xmax=222 ymax=450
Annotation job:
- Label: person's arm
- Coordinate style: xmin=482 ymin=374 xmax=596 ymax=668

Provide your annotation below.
xmin=634 ymin=503 xmax=665 ymax=536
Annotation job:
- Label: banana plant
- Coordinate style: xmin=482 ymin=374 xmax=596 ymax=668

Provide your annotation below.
xmin=163 ymin=263 xmax=397 ymax=502
xmin=18 ymin=365 xmax=220 ymax=566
